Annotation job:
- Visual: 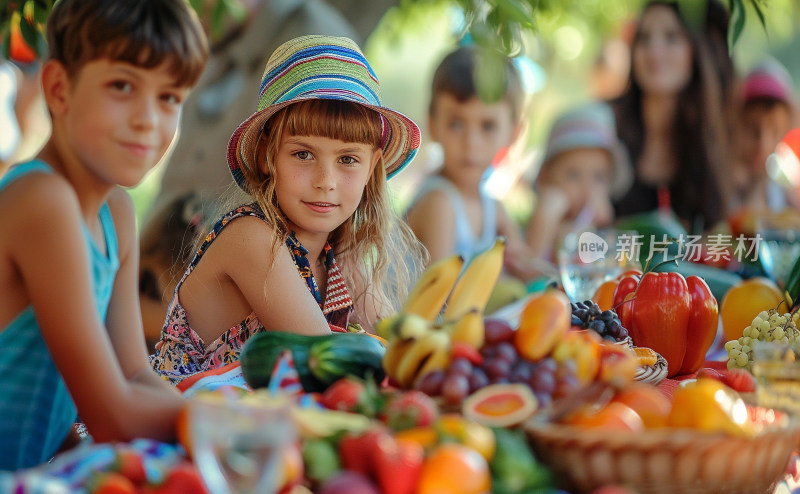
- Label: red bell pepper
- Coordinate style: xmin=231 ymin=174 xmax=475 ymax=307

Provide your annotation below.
xmin=612 ymin=271 xmax=718 ymax=377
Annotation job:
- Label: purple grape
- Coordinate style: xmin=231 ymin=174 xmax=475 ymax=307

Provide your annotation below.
xmin=491 ymin=376 xmax=510 ymax=385
xmin=483 ymin=358 xmax=511 ymax=380
xmin=484 ymin=318 xmax=515 ymax=344
xmin=441 ymin=373 xmax=470 ymax=406
xmin=534 ymin=391 xmax=553 ymax=409
xmin=494 ymin=342 xmax=518 ymax=364
xmin=468 ymin=368 xmax=490 ymax=393
xmin=529 ymin=369 xmax=556 ymax=396
xmin=509 ymin=362 xmax=532 ymax=384
xmin=415 ymin=370 xmax=445 ymax=396
xmin=618 ymin=327 xmax=629 ymax=340
xmin=449 ymin=357 xmax=473 ymax=377
xmin=480 ymin=345 xmax=499 ymax=359
xmin=538 ymin=358 xmax=557 ymax=374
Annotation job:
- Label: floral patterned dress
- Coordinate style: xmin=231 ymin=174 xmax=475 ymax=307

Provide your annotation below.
xmin=149 ymin=203 xmax=353 ymax=385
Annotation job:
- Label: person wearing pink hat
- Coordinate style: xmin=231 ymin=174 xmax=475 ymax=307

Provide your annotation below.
xmin=733 ymin=59 xmax=797 ymax=211
xmin=150 ymin=35 xmax=426 ymax=385
xmin=524 ymin=101 xmax=632 ymax=263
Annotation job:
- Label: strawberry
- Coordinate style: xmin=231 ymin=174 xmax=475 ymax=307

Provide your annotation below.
xmin=451 ymin=342 xmax=483 ymax=366
xmin=338 ymin=427 xmax=387 ymax=476
xmin=370 ymin=435 xmax=424 ymax=494
xmin=721 ymin=368 xmax=757 ymax=393
xmin=380 ymin=390 xmax=439 ymax=431
xmin=320 ymin=377 xmax=366 ymax=412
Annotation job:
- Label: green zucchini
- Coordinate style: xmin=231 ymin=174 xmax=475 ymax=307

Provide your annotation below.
xmin=239 ymin=331 xmax=326 ymax=392
xmin=308 ymin=333 xmax=386 ymax=384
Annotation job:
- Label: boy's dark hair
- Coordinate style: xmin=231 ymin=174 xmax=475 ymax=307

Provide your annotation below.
xmin=429 ymin=45 xmax=523 ymax=122
xmin=47 ymin=0 xmax=208 ymax=87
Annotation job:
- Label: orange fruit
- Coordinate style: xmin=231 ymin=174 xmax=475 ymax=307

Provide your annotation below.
xmin=612 ymin=384 xmax=672 ymax=428
xmin=720 ymin=277 xmax=785 ymax=342
xmin=592 ymin=280 xmax=618 ymax=311
xmin=565 ymin=402 xmax=645 ymax=431
xmin=417 ymin=443 xmax=491 ymax=494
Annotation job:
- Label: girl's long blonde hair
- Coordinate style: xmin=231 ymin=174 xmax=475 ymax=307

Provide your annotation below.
xmin=223 ymin=99 xmax=426 ymax=321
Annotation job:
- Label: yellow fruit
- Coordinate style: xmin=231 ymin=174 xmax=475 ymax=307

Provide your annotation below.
xmin=514 ymin=290 xmax=571 ymax=361
xmin=667 ymin=378 xmax=753 ymax=437
xmin=720 ymin=277 xmax=785 ymax=342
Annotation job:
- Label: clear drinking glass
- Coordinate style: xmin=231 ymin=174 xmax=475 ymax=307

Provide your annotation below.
xmin=558 ymin=229 xmax=639 ymax=303
xmin=189 ymin=394 xmax=296 ymax=494
xmin=756 ymin=215 xmax=800 ymax=288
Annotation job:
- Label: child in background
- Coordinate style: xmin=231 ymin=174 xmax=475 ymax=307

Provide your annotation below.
xmin=138 ymin=191 xmax=208 ymax=350
xmin=733 ymin=60 xmax=797 ymax=212
xmin=405 ymin=45 xmax=530 ymax=271
xmin=524 ymin=102 xmax=631 ymax=263
xmin=0 ymin=0 xmax=208 ymax=469
xmin=150 ymin=35 xmax=426 ymax=384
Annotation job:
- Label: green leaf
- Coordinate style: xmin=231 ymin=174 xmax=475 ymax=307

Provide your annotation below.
xmin=473 ymin=47 xmax=508 ymax=103
xmin=727 ymin=0 xmax=746 ymax=49
xmin=210 ymin=0 xmax=226 ymax=40
xmin=17 ymin=11 xmax=38 ymax=53
xmin=221 ymin=0 xmax=246 ymax=23
xmin=495 ymin=0 xmax=534 ymax=28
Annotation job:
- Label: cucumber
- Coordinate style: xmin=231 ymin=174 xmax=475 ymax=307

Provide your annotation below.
xmin=239 ymin=331 xmax=326 ymax=392
xmin=308 ymin=333 xmax=386 ymax=384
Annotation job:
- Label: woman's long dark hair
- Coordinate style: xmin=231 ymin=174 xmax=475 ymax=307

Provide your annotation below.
xmin=612 ymin=1 xmax=732 ymax=232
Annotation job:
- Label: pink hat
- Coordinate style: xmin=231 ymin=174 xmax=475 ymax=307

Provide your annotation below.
xmin=742 ymin=60 xmax=794 ymax=104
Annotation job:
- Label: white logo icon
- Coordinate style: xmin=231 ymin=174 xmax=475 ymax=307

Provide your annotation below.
xmin=578 ymin=231 xmax=608 ymax=263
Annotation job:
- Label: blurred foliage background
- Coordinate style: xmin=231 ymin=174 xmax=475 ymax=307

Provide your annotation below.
xmin=2 ymin=0 xmax=799 ymax=225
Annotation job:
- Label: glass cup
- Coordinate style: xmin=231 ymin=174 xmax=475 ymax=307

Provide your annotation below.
xmin=189 ymin=394 xmax=296 ymax=494
xmin=557 ymin=229 xmax=640 ymax=303
xmin=755 ymin=215 xmax=800 ymax=288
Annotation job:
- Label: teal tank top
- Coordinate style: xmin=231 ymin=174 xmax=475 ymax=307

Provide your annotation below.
xmin=0 ymin=160 xmax=119 ymax=469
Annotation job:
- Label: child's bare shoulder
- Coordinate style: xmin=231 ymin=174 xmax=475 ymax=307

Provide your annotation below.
xmin=202 ymin=213 xmax=279 ymax=262
xmin=408 ymin=187 xmax=454 ymax=219
xmin=0 ymin=170 xmax=79 ymax=222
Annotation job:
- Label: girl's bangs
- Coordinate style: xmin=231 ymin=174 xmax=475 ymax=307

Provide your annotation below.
xmin=281 ymin=100 xmax=382 ymax=148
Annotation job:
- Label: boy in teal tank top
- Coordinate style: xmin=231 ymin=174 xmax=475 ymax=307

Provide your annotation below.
xmin=0 ymin=0 xmax=208 ymax=469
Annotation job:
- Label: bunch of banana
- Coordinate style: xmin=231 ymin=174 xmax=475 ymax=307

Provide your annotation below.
xmin=384 ymin=330 xmax=452 ymax=389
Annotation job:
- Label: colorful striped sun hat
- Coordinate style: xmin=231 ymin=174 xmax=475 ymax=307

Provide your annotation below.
xmin=227 ymin=35 xmax=421 ymax=190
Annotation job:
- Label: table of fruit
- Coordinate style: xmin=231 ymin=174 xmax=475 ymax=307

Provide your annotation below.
xmin=6 ymin=240 xmax=800 ymax=494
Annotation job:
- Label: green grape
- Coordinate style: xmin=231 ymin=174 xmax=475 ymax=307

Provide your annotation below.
xmin=726 ymin=308 xmax=800 ymax=370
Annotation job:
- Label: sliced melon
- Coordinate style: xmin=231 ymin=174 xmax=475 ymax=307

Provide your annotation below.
xmin=462 ymin=383 xmax=538 ymax=428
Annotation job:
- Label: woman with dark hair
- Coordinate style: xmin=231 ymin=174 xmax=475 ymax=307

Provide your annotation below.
xmin=611 ymin=1 xmax=732 ymax=234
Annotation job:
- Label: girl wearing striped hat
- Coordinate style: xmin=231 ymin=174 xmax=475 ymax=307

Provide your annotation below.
xmin=150 ymin=35 xmax=426 ymax=384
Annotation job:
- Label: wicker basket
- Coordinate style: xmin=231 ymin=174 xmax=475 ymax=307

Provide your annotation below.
xmin=525 ymin=420 xmax=800 ymax=494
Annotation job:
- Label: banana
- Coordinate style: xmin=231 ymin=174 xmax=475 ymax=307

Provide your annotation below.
xmin=442 ymin=237 xmax=506 ymax=320
xmin=375 ymin=312 xmax=433 ymax=340
xmin=443 ymin=308 xmax=485 ymax=350
xmin=393 ymin=331 xmax=451 ymax=389
xmin=402 ymin=254 xmax=464 ymax=321
xmin=413 ymin=341 xmax=451 ymax=388
xmin=382 ymin=337 xmax=417 ymax=380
